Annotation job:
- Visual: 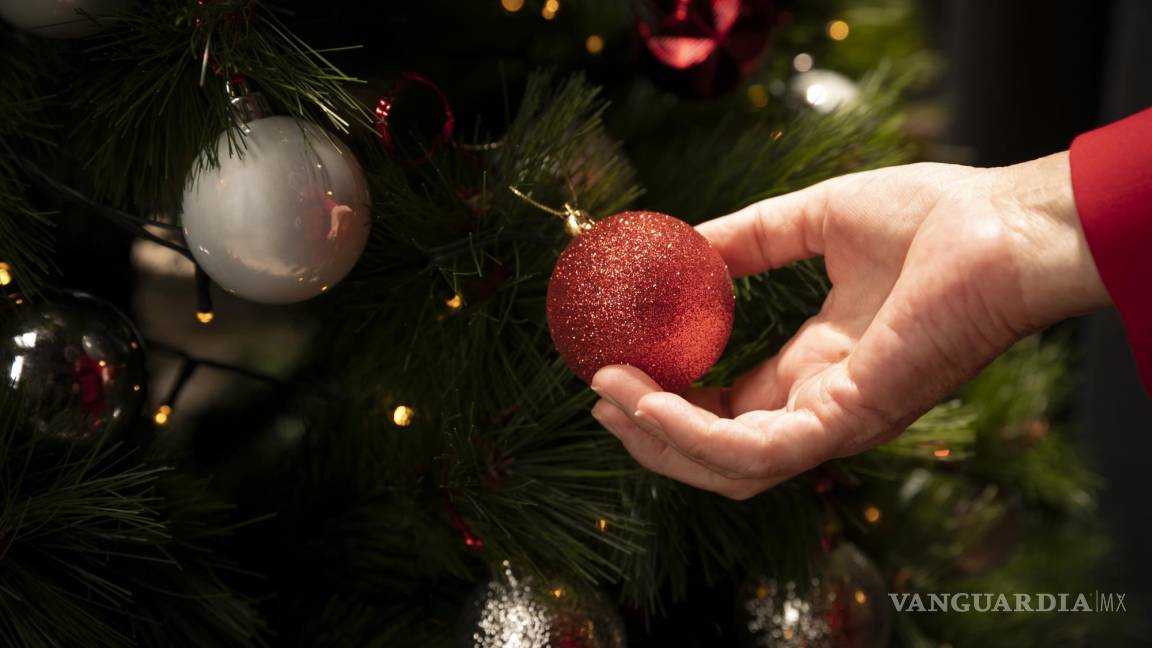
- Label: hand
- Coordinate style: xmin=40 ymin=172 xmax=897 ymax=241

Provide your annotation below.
xmin=590 ymin=152 xmax=1109 ymax=499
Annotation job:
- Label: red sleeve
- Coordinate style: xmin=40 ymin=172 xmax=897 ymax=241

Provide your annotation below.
xmin=1070 ymin=108 xmax=1152 ymax=393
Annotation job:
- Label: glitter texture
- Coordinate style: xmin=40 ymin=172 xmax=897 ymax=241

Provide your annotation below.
xmin=457 ymin=563 xmax=625 ymax=648
xmin=546 ymin=211 xmax=734 ymax=392
xmin=737 ymin=544 xmax=892 ymax=648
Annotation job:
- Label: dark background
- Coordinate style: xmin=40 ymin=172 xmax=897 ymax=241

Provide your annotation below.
xmin=935 ymin=0 xmax=1152 ymax=642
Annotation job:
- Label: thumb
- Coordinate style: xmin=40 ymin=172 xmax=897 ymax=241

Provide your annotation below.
xmin=696 ymin=179 xmax=840 ymax=277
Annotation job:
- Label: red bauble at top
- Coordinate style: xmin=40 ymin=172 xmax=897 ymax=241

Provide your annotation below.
xmin=639 ymin=0 xmax=778 ymax=98
xmin=546 ymin=211 xmax=735 ymax=393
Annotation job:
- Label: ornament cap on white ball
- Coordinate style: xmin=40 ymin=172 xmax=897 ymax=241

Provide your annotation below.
xmin=0 ymin=0 xmax=133 ymax=39
xmin=182 ymin=115 xmax=372 ymax=304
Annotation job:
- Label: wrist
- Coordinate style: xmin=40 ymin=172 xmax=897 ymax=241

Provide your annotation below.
xmin=1001 ymin=151 xmax=1110 ymax=328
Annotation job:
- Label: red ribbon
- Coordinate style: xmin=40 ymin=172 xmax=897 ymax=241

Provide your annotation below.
xmin=445 ymin=495 xmax=484 ymax=551
xmin=375 ymin=72 xmax=456 ymax=164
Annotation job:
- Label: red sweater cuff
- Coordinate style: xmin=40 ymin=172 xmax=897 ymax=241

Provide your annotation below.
xmin=1070 ymin=108 xmax=1152 ymax=393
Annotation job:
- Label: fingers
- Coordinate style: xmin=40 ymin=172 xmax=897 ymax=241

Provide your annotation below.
xmin=638 ymin=391 xmax=845 ymax=480
xmin=591 ymin=400 xmax=771 ymax=499
xmin=591 ymin=365 xmax=854 ymax=494
xmin=696 ymin=179 xmax=838 ymax=277
xmin=593 ymin=366 xmax=753 ymax=478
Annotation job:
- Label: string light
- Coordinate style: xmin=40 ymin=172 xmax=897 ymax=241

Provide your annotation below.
xmin=132 ymin=384 xmax=141 ymax=392
xmin=854 ymin=589 xmax=867 ymax=604
xmin=792 ymin=53 xmax=813 ymax=72
xmin=771 ymin=129 xmax=784 ymax=141
xmin=196 ymin=310 xmax=215 ymax=324
xmin=805 ymin=84 xmax=830 ymax=108
xmin=541 ymin=0 xmax=559 ymax=20
xmin=501 ymin=0 xmax=524 ymax=11
xmin=154 ymin=404 xmax=173 ymax=426
xmin=0 ymin=262 xmax=11 ymax=286
xmin=827 ymin=19 xmax=850 ymax=41
xmin=585 ymin=34 xmax=604 ymax=55
xmin=596 ymin=518 xmax=608 ymax=532
xmin=746 ymin=84 xmax=769 ymax=108
xmin=1023 ymin=419 xmax=1050 ymax=440
xmin=392 ymin=405 xmax=414 ymax=427
xmin=551 ymin=587 xmax=564 ymax=598
xmin=863 ymin=505 xmax=882 ymax=524
xmin=933 ymin=448 xmax=951 ymax=458
xmin=445 ymin=293 xmax=464 ymax=310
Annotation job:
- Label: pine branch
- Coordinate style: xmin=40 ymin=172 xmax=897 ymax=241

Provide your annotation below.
xmin=303 ymin=72 xmax=912 ymax=618
xmin=0 ymin=393 xmax=266 ymax=647
xmin=73 ymin=0 xmax=371 ymax=210
xmin=0 ymin=30 xmax=60 ymax=295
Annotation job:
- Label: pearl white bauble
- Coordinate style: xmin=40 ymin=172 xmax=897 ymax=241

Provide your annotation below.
xmin=0 ymin=0 xmax=132 ymax=39
xmin=182 ymin=116 xmax=372 ymax=304
xmin=789 ymin=69 xmax=860 ymax=114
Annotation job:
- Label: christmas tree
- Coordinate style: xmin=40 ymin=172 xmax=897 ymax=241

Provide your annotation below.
xmin=0 ymin=1 xmax=1127 ymax=646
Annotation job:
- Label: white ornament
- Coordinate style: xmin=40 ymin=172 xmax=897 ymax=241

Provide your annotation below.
xmin=182 ymin=116 xmax=372 ymax=304
xmin=0 ymin=0 xmax=132 ymax=39
xmin=789 ymin=69 xmax=860 ymax=114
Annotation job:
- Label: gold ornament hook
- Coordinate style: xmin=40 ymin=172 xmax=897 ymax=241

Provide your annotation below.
xmin=508 ymin=186 xmax=594 ymax=237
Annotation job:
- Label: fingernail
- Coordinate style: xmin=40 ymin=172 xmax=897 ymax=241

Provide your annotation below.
xmin=634 ymin=409 xmax=663 ymax=435
xmin=590 ymin=385 xmax=601 ymax=394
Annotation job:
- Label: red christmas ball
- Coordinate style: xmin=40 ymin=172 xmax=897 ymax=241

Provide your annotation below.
xmin=546 ymin=211 xmax=734 ymax=393
xmin=639 ymin=0 xmax=778 ymax=98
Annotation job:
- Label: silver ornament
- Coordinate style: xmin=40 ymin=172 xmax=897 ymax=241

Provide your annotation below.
xmin=182 ymin=115 xmax=372 ymax=304
xmin=0 ymin=291 xmax=147 ymax=442
xmin=789 ymin=70 xmax=860 ymax=114
xmin=0 ymin=0 xmax=132 ymax=39
xmin=739 ymin=543 xmax=891 ymax=648
xmin=458 ymin=562 xmax=626 ymax=648
xmin=896 ymin=468 xmax=1021 ymax=576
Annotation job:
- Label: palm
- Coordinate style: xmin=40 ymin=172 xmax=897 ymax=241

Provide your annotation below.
xmin=591 ymin=155 xmax=1101 ymax=499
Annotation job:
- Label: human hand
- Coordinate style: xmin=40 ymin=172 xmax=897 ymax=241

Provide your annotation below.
xmin=590 ymin=152 xmax=1109 ymax=499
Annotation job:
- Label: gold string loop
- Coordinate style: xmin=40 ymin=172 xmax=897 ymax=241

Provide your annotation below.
xmin=508 ymin=186 xmax=594 ymax=237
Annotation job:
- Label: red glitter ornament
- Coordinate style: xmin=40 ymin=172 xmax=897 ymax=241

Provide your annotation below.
xmin=546 ymin=211 xmax=734 ymax=393
xmin=639 ymin=0 xmax=778 ymax=98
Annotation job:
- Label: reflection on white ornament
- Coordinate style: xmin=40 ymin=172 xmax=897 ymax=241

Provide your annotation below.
xmin=181 ymin=116 xmax=372 ymax=305
xmin=789 ymin=69 xmax=860 ymax=114
xmin=0 ymin=0 xmax=133 ymax=39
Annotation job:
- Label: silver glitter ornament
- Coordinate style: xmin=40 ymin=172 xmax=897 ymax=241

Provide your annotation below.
xmin=895 ymin=468 xmax=1021 ymax=576
xmin=0 ymin=291 xmax=147 ymax=442
xmin=457 ymin=562 xmax=626 ymax=648
xmin=0 ymin=0 xmax=132 ymax=39
xmin=739 ymin=543 xmax=891 ymax=648
xmin=182 ymin=113 xmax=372 ymax=305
